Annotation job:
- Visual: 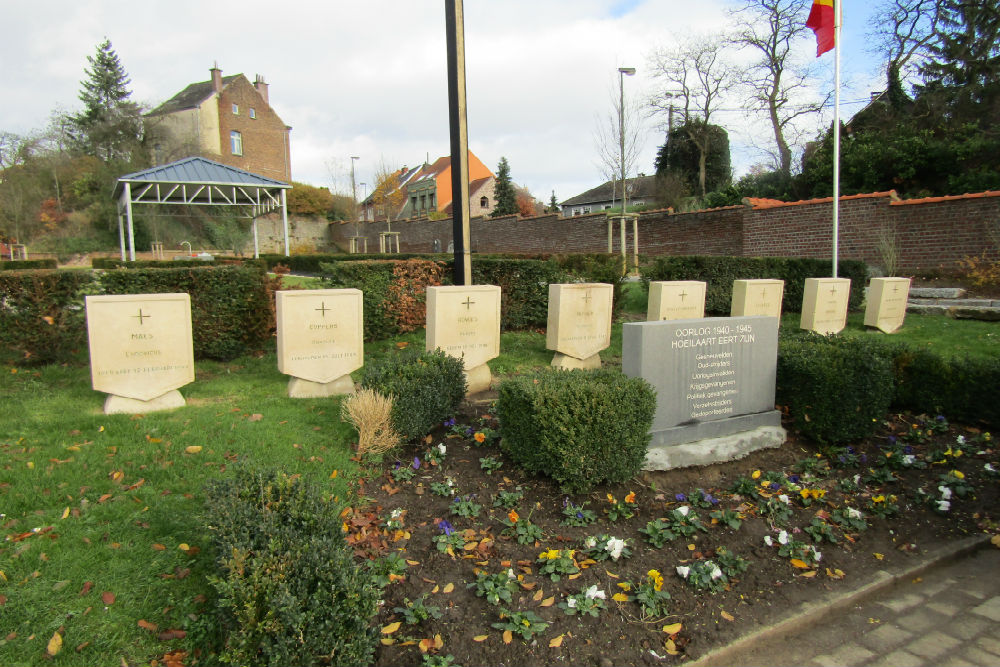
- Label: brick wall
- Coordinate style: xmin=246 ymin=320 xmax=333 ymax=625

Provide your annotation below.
xmin=216 ymin=77 xmax=291 ymax=182
xmin=325 ymin=191 xmax=1000 ymax=272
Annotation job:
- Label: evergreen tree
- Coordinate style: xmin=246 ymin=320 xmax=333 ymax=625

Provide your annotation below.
xmin=490 ymin=157 xmax=517 ymax=217
xmin=654 ymin=122 xmax=731 ymax=194
xmin=547 ymin=190 xmax=560 ymax=214
xmin=71 ymin=39 xmax=144 ymax=163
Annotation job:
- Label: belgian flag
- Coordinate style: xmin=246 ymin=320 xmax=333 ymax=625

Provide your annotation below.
xmin=806 ymin=0 xmax=836 ymax=57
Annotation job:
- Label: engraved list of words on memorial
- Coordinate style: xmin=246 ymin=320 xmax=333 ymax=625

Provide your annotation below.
xmin=671 ymin=321 xmax=757 ymax=420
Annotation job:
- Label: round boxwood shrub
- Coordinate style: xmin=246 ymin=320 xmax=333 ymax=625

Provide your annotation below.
xmin=496 ymin=369 xmax=656 ymax=493
xmin=360 ymin=347 xmax=466 ymax=442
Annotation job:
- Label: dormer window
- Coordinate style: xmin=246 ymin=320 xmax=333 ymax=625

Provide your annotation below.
xmin=232 ymin=103 xmax=239 ymax=115
xmin=249 ymin=108 xmax=256 ymax=119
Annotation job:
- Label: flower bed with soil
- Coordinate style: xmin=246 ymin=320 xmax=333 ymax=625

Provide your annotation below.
xmin=348 ymin=410 xmax=998 ymax=667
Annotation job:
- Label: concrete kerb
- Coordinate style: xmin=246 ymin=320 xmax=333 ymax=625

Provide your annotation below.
xmin=686 ymin=534 xmax=993 ymax=667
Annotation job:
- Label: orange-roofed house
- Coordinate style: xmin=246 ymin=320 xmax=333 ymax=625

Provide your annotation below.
xmin=362 ymin=151 xmax=495 ymax=221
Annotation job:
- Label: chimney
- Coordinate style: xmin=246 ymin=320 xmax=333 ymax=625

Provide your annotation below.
xmin=254 ymin=74 xmax=269 ymax=105
xmin=210 ymin=62 xmax=222 ymax=93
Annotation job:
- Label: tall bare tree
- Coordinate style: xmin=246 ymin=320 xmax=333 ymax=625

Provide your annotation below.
xmin=868 ymin=0 xmax=941 ymax=108
xmin=593 ymin=89 xmax=644 ymax=209
xmin=649 ymin=35 xmax=737 ymax=195
xmin=371 ymin=160 xmax=407 ymax=231
xmin=729 ymin=0 xmax=830 ymax=178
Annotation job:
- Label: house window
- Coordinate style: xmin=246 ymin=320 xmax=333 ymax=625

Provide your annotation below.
xmin=480 ymin=196 xmax=489 ymax=208
xmin=603 ymin=205 xmax=612 ymax=210
xmin=249 ymin=108 xmax=256 ymax=119
xmin=232 ymin=103 xmax=239 ymax=115
xmin=429 ymin=193 xmax=435 ymax=209
xmin=230 ymin=130 xmax=243 ymax=156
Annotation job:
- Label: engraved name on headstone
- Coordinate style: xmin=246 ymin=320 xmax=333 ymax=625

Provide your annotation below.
xmin=647 ymin=281 xmax=707 ymax=321
xmin=800 ymin=278 xmax=851 ymax=335
xmin=426 ymin=285 xmax=501 ymax=394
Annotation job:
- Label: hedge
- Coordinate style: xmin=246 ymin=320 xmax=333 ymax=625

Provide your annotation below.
xmin=0 ymin=259 xmax=58 ymax=270
xmin=0 ymin=270 xmax=94 ymax=364
xmin=100 ymin=265 xmax=272 ymax=360
xmin=92 ymin=257 xmax=262 ymax=269
xmin=643 ymin=256 xmax=868 ymax=315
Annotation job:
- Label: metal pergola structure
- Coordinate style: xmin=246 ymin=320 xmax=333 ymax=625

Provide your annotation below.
xmin=112 ymin=157 xmax=292 ymax=260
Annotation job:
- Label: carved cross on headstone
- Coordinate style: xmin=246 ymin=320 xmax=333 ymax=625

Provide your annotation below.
xmin=315 ymin=302 xmax=330 ymax=317
xmin=678 ymin=289 xmax=688 ymax=302
xmin=462 ymin=296 xmax=475 ymax=309
xmin=134 ymin=309 xmax=150 ymax=325
xmin=582 ymin=291 xmax=593 ymax=304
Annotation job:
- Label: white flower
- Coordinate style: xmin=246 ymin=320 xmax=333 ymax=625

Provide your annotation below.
xmin=437 ymin=443 xmax=446 ymax=455
xmin=847 ymin=507 xmax=862 ymax=519
xmin=778 ymin=530 xmax=789 ymax=545
xmin=676 ymin=505 xmax=690 ymax=517
xmin=763 ymin=535 xmax=773 ymax=547
xmin=585 ymin=585 xmax=606 ymax=600
xmin=936 ymin=500 xmax=951 ymax=512
xmin=813 ymin=548 xmax=822 ymax=562
xmin=390 ymin=508 xmax=403 ymax=518
xmin=939 ymin=485 xmax=953 ymax=500
xmin=605 ymin=537 xmax=626 ymax=561
xmin=985 ymin=463 xmax=996 ymax=473
xmin=584 ymin=536 xmax=597 ymax=549
xmin=709 ymin=563 xmax=723 ymax=580
xmin=567 ymin=597 xmax=577 ymax=608
xmin=676 ymin=566 xmax=690 ymax=579
xmin=506 ymin=569 xmax=515 ymax=579
xmin=956 ymin=435 xmax=966 ymax=445
xmin=902 ymin=455 xmax=915 ymax=465
xmin=853 ymin=474 xmax=861 ymax=484
xmin=778 ymin=494 xmax=790 ymax=504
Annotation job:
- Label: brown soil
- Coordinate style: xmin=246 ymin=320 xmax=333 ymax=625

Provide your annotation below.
xmin=350 ymin=409 xmax=997 ymax=667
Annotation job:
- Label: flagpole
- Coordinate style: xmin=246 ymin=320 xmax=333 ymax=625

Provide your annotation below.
xmin=832 ymin=0 xmax=841 ymax=278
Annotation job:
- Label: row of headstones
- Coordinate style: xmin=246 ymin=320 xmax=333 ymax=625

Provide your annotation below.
xmin=83 ymin=277 xmax=911 ymax=415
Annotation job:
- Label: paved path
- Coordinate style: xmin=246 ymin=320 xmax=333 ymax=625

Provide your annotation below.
xmin=695 ymin=544 xmax=1000 ymax=667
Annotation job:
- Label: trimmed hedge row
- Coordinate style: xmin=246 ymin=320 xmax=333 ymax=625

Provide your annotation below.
xmin=0 ymin=270 xmax=94 ymax=364
xmin=777 ymin=333 xmax=1000 ymax=442
xmin=643 ymin=256 xmax=868 ymax=315
xmin=0 ymin=259 xmax=58 ymax=270
xmin=258 ymin=251 xmax=555 ymax=273
xmin=101 ymin=265 xmax=272 ymax=360
xmin=91 ymin=257 xmax=262 ymax=269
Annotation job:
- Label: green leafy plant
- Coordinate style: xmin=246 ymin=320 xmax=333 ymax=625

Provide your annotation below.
xmin=605 ymin=492 xmax=639 ymax=522
xmin=391 ymin=459 xmax=417 ymax=482
xmin=425 ymin=442 xmax=447 ymax=465
xmin=492 ymin=609 xmax=549 ymax=641
xmin=624 ymin=570 xmax=671 ymax=618
xmin=367 ymin=551 xmax=409 ymax=588
xmin=469 ymin=569 xmax=518 ymax=606
xmin=830 ymin=506 xmax=869 ymax=533
xmin=560 ymin=499 xmax=597 ymax=527
xmin=558 ymin=585 xmax=607 ymax=617
xmin=492 ymin=488 xmax=524 ymax=509
xmin=479 ymin=456 xmax=503 ymax=474
xmin=422 ymin=654 xmax=459 ymax=667
xmin=756 ymin=495 xmax=794 ymax=526
xmin=499 ymin=509 xmax=544 ymax=545
xmin=393 ymin=594 xmax=442 ymax=625
xmin=536 ymin=549 xmax=580 ymax=581
xmin=729 ymin=476 xmax=762 ymax=500
xmin=803 ymin=517 xmax=838 ymax=544
xmin=581 ymin=534 xmax=632 ymax=562
xmin=429 ymin=477 xmax=457 ymax=497
xmin=709 ymin=508 xmax=743 ymax=531
xmin=866 ymin=494 xmax=900 ymax=518
xmin=450 ymin=496 xmax=482 ymax=519
xmin=639 ymin=506 xmax=706 ymax=547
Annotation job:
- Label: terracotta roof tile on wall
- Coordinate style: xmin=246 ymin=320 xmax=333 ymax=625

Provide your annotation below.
xmin=890 ymin=190 xmax=1000 ymax=206
xmin=743 ymin=191 xmax=898 ymax=210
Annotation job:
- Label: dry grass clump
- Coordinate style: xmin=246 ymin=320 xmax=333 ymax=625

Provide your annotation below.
xmin=340 ymin=388 xmax=400 ymax=456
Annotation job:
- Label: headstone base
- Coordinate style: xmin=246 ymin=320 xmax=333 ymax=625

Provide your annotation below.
xmin=464 ymin=364 xmax=492 ymax=395
xmin=551 ymin=352 xmax=601 ymax=370
xmin=104 ymin=390 xmax=186 ymax=415
xmin=644 ymin=422 xmax=787 ymax=471
xmin=287 ymin=375 xmax=355 ymax=398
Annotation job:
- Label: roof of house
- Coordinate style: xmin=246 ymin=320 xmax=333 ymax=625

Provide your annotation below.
xmin=561 ymin=175 xmax=658 ymax=207
xmin=742 ymin=191 xmax=899 ymax=210
xmin=146 ymin=75 xmax=241 ymax=116
xmin=114 ymin=156 xmax=290 ymax=199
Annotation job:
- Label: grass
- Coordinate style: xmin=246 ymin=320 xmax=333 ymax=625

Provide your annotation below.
xmin=1 ymin=280 xmax=995 ymax=666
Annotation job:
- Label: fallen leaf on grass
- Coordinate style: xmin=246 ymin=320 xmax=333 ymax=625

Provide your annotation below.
xmin=720 ymin=611 xmax=735 ymax=621
xmin=519 ymin=582 xmax=536 ymax=590
xmin=101 ymin=591 xmax=115 ymax=605
xmin=549 ymin=634 xmax=565 ymax=648
xmin=406 ymin=559 xmax=420 ymax=566
xmin=664 ymin=638 xmax=680 ymax=655
xmin=826 ymin=568 xmax=846 ymax=580
xmin=443 ymin=583 xmax=454 ymax=593
xmin=157 ymin=629 xmax=186 ymax=641
xmin=473 ymin=635 xmax=488 ymax=642
xmin=789 ymin=558 xmax=811 ymax=569
xmin=532 ymin=590 xmax=544 ymax=602
xmin=52 ymin=580 xmax=70 ymax=591
xmin=61 ymin=507 xmax=70 ymax=519
xmin=381 ymin=622 xmax=401 ymax=635
xmin=79 ymin=581 xmax=92 ymax=596
xmin=75 ymin=641 xmax=90 ymax=652
xmin=873 ymin=552 xmax=885 ymax=560
xmin=612 ymin=593 xmax=629 ymax=603
xmin=380 ymin=638 xmax=394 ymax=646
xmin=185 ymin=446 xmax=202 ymax=454
xmin=662 ymin=623 xmax=682 ymax=635
xmin=540 ymin=596 xmax=555 ymax=607
xmin=502 ymin=630 xmax=513 ymax=644
xmin=152 ymin=543 xmax=166 ymax=551
xmin=798 ymin=570 xmax=818 ymax=578
xmin=138 ymin=620 xmax=158 ymax=632
xmin=248 ymin=414 xmax=263 ymax=422
xmin=46 ymin=631 xmax=63 ymax=656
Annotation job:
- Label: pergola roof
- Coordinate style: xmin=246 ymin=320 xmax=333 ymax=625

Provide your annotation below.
xmin=112 ymin=157 xmax=291 ymax=260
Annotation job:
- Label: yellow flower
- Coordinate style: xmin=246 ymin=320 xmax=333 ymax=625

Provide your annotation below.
xmin=508 ymin=509 xmax=519 ymax=524
xmin=607 ymin=493 xmax=616 ymax=503
xmin=810 ymin=489 xmax=826 ymax=500
xmin=541 ymin=549 xmax=559 ymax=560
xmin=474 ymin=432 xmax=486 ymax=443
xmin=522 ymin=619 xmax=531 ymax=626
xmin=985 ymin=432 xmax=992 ymax=442
xmin=872 ymin=495 xmax=885 ymax=503
xmin=647 ymin=569 xmax=664 ymax=591
xmin=625 ymin=491 xmax=636 ymax=504
xmin=752 ymin=470 xmax=762 ymax=479
xmin=952 ymin=470 xmax=965 ymax=479
xmin=800 ymin=489 xmax=810 ymax=499
xmin=761 ymin=480 xmax=771 ymax=488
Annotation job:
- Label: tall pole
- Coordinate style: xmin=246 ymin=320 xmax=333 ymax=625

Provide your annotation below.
xmin=618 ymin=67 xmax=635 ymax=268
xmin=350 ymin=156 xmax=360 ymax=240
xmin=832 ymin=0 xmax=842 ymax=278
xmin=446 ymin=0 xmax=472 ymax=286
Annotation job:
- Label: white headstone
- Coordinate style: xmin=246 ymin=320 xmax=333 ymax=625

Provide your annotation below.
xmin=647 ymin=281 xmax=707 ymax=321
xmin=800 ymin=278 xmax=851 ymax=334
xmin=864 ymin=277 xmax=911 ymax=333
xmin=426 ymin=285 xmax=501 ymax=393
xmin=546 ymin=283 xmax=613 ymax=369
xmin=731 ymin=279 xmax=784 ymax=318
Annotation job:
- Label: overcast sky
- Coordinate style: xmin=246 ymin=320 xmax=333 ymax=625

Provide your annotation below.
xmin=2 ymin=1 xmax=883 ymax=203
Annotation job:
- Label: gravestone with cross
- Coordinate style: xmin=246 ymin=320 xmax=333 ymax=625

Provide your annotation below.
xmin=85 ymin=293 xmax=195 ymax=414
xmin=800 ymin=278 xmax=851 ymax=334
xmin=731 ymin=279 xmax=784 ymax=318
xmin=276 ymin=289 xmax=363 ymax=397
xmin=864 ymin=277 xmax=911 ymax=333
xmin=426 ymin=285 xmax=501 ymax=394
xmin=546 ymin=283 xmax=614 ymax=369
xmin=647 ymin=281 xmax=707 ymax=321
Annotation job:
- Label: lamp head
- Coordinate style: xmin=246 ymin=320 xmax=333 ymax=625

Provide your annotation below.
xmin=618 ymin=67 xmax=636 ymax=76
